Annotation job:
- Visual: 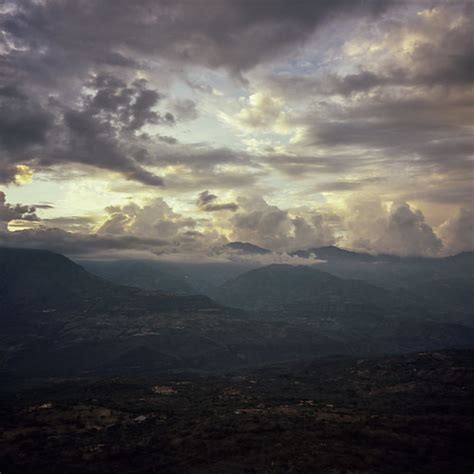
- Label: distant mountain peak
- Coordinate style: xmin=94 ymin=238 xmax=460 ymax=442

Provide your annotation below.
xmin=225 ymin=242 xmax=271 ymax=255
xmin=291 ymin=245 xmax=375 ymax=262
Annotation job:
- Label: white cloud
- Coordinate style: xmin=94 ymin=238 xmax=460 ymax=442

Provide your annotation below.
xmin=438 ymin=208 xmax=474 ymax=255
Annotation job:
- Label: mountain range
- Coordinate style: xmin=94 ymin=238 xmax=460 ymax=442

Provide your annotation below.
xmin=1 ymin=246 xmax=473 ymax=383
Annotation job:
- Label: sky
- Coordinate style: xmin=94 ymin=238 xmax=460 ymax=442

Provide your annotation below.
xmin=0 ymin=0 xmax=472 ymax=260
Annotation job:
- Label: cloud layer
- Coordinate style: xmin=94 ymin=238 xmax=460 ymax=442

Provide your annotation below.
xmin=0 ymin=1 xmax=471 ymax=258
xmin=2 ymin=192 xmax=471 ymax=259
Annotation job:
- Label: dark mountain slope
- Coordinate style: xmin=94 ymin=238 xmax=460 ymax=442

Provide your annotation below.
xmin=1 ymin=248 xmax=473 ymax=380
xmin=0 ymin=247 xmax=216 ymax=312
xmin=292 ymin=245 xmax=375 ymax=262
xmin=225 ymin=241 xmax=271 ymax=254
xmin=214 ymin=263 xmax=407 ymax=313
xmin=0 ymin=247 xmax=107 ymax=307
xmin=0 ymin=248 xmax=358 ymax=377
xmin=290 ymin=247 xmax=474 ymax=323
xmin=292 ymin=246 xmax=473 ymax=289
xmin=80 ymin=259 xmax=193 ymax=294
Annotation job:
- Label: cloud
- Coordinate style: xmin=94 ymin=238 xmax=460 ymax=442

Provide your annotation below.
xmin=214 ymin=247 xmax=324 ymax=267
xmin=0 ymin=85 xmax=54 ymax=183
xmin=269 ymin=3 xmax=473 ymax=101
xmin=0 ymin=191 xmax=39 ymax=231
xmin=1 ymin=0 xmax=393 ymax=84
xmin=85 ymin=74 xmax=172 ymax=131
xmin=438 ymin=208 xmax=474 ymax=255
xmin=345 ymin=201 xmax=443 ymax=257
xmin=169 ymin=98 xmax=199 ymax=122
xmin=0 ymin=226 xmax=170 ymax=257
xmin=0 ymin=75 xmax=175 ymax=186
xmin=0 ymin=1 xmax=470 ymax=261
xmin=0 ymin=194 xmax=224 ymax=258
xmin=41 ymin=216 xmax=97 ymax=233
xmin=314 ymin=177 xmax=385 ymax=193
xmin=378 ymin=202 xmax=443 ymax=257
xmin=0 ymin=190 xmax=470 ymax=259
xmin=221 ymin=92 xmax=291 ymax=133
xmin=229 ymin=196 xmax=337 ymax=251
xmin=196 ymin=190 xmax=238 ymax=212
xmin=98 ymin=198 xmax=197 ymax=240
xmin=0 ymin=191 xmax=338 ymax=257
xmin=343 ymin=5 xmax=473 ymax=90
xmin=258 ymin=3 xmax=473 ymax=213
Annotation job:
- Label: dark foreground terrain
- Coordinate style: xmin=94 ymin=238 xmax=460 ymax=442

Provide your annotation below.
xmin=1 ymin=350 xmax=473 ymax=473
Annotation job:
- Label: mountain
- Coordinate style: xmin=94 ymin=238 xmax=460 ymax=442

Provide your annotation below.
xmin=292 ymin=245 xmax=375 ymax=262
xmin=225 ymin=241 xmax=271 ymax=254
xmin=0 ymin=248 xmax=355 ymax=378
xmin=214 ymin=263 xmax=403 ymax=313
xmin=213 ymin=263 xmax=474 ymax=354
xmin=292 ymin=246 xmax=474 ymax=284
xmin=292 ymin=247 xmax=474 ymax=319
xmin=80 ymin=259 xmax=193 ymax=294
xmin=0 ymin=248 xmax=257 ymax=377
xmin=80 ymin=258 xmax=255 ymax=295
xmin=0 ymin=247 xmax=217 ymax=312
xmin=1 ymin=248 xmax=473 ymax=381
xmin=0 ymin=247 xmax=110 ymax=308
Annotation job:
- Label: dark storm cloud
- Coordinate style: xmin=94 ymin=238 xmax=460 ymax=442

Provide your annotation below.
xmin=161 ymin=167 xmax=262 ymax=193
xmin=0 ymin=70 xmax=253 ymax=186
xmin=2 ymin=0 xmax=393 ymax=83
xmin=403 ymin=181 xmax=474 ymax=206
xmin=0 ymin=191 xmax=39 ymax=226
xmin=185 ymin=79 xmax=215 ymax=95
xmin=0 ymin=227 xmax=170 ymax=256
xmin=196 ymin=190 xmax=239 ymax=212
xmin=0 ymin=0 xmax=395 ymax=187
xmin=148 ymin=146 xmax=253 ymax=171
xmin=267 ymin=70 xmax=396 ymax=99
xmin=265 ymin=152 xmax=379 ymax=177
xmin=0 ymin=85 xmax=54 ymax=183
xmin=197 ymin=190 xmax=218 ymax=207
xmin=62 ymin=107 xmax=165 ymax=186
xmin=315 ymin=177 xmax=385 ymax=192
xmin=84 ymin=74 xmax=174 ymax=132
xmin=0 ymin=85 xmax=52 ymax=150
xmin=156 ymin=135 xmax=178 ymax=145
xmin=92 ymin=51 xmax=142 ymax=69
xmin=296 ymin=93 xmax=473 ymax=178
xmin=0 ymin=75 xmax=173 ymax=186
xmin=169 ymin=99 xmax=199 ymax=122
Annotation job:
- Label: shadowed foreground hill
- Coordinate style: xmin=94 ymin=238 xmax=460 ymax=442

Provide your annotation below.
xmin=1 ymin=350 xmax=473 ymax=473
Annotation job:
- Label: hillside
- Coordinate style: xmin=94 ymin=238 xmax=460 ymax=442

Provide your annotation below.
xmin=214 ymin=263 xmax=398 ymax=312
xmin=80 ymin=260 xmax=194 ymax=295
xmin=0 ymin=248 xmax=356 ymax=378
xmin=1 ymin=350 xmax=473 ymax=473
xmin=1 ymin=248 xmax=473 ymax=381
